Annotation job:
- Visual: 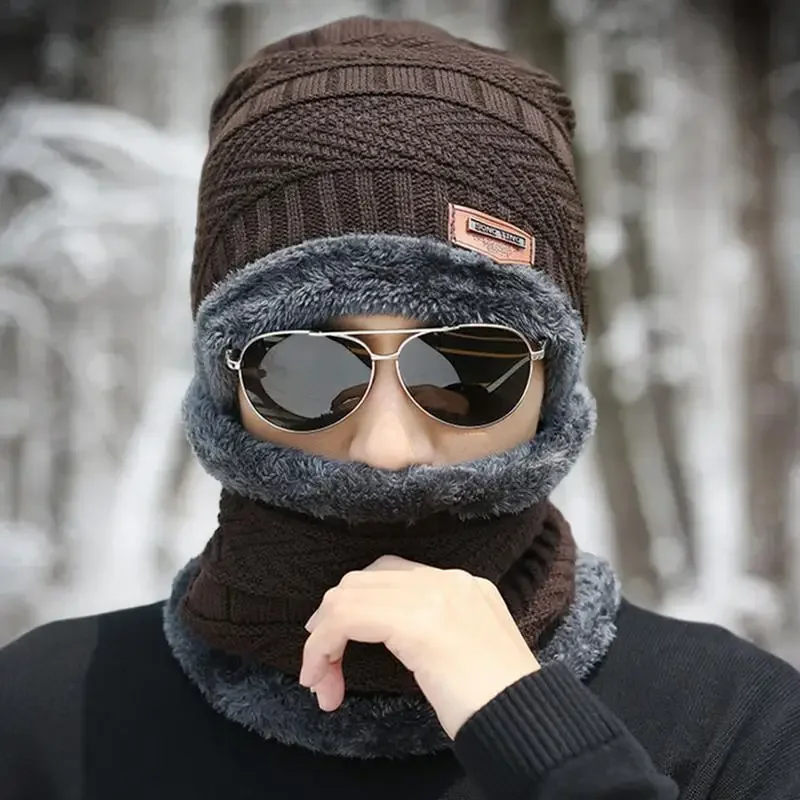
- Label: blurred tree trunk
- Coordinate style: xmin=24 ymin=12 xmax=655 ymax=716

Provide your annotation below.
xmin=578 ymin=26 xmax=664 ymax=607
xmin=0 ymin=0 xmax=102 ymax=639
xmin=0 ymin=8 xmax=47 ymax=100
xmin=725 ymin=0 xmax=800 ymax=650
xmin=504 ymin=0 xmax=564 ymax=79
xmin=606 ymin=23 xmax=697 ymax=598
xmin=771 ymin=0 xmax=800 ymax=667
xmin=400 ymin=0 xmax=503 ymax=46
xmin=510 ymin=0 xmax=706 ymax=606
xmin=506 ymin=1 xmax=658 ymax=605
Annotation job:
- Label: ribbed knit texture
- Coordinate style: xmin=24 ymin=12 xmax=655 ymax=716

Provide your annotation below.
xmin=189 ymin=16 xmax=587 ymax=330
xmin=454 ymin=664 xmax=621 ymax=792
xmin=452 ymin=662 xmax=684 ymax=799
xmin=180 ymin=493 xmax=577 ymax=693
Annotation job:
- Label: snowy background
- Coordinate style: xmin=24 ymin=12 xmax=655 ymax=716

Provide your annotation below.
xmin=1 ymin=0 xmax=798 ymax=664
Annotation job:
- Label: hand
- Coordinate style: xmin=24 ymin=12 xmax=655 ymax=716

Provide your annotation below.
xmin=299 ymin=555 xmax=541 ymax=739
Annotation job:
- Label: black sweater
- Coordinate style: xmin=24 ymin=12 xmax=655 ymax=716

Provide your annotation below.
xmin=0 ymin=599 xmax=798 ymax=799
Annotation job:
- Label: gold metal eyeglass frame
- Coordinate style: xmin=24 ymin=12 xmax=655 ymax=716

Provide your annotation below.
xmin=224 ymin=323 xmax=546 ymax=434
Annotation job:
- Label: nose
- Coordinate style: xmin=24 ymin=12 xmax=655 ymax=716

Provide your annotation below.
xmin=347 ymin=360 xmax=436 ymax=470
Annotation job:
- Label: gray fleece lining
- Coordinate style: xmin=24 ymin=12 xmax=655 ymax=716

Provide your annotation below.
xmin=184 ymin=233 xmax=595 ymax=523
xmin=163 ymin=550 xmax=621 ymax=760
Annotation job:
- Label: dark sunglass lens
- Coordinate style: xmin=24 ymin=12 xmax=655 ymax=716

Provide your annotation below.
xmin=397 ymin=326 xmax=533 ymax=426
xmin=239 ymin=334 xmax=372 ymax=431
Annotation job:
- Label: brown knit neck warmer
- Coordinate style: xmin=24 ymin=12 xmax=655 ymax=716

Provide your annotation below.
xmin=181 ymin=492 xmax=576 ymax=694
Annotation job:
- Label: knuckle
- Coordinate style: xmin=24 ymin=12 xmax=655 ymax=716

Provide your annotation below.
xmin=475 ymin=576 xmax=504 ymax=609
xmin=338 ymin=571 xmax=360 ymax=588
xmin=446 ymin=568 xmax=477 ymax=591
xmin=322 ymin=586 xmax=340 ymax=607
xmin=475 ymin=576 xmax=497 ymax=595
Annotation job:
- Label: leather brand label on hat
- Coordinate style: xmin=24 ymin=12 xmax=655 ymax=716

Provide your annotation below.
xmin=447 ymin=203 xmax=535 ymax=266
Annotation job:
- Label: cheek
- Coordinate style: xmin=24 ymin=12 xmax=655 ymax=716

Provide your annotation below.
xmin=517 ymin=363 xmax=546 ymax=433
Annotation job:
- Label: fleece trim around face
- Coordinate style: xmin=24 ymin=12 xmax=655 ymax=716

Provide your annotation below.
xmin=183 ymin=233 xmax=595 ymax=523
xmin=163 ymin=549 xmax=621 ymax=760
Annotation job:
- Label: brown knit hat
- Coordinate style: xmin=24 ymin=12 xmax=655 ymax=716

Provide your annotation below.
xmin=189 ymin=16 xmax=586 ymax=328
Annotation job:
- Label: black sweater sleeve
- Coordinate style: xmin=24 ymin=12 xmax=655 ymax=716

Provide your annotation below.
xmin=453 ymin=663 xmax=678 ymax=800
xmin=705 ymin=656 xmax=800 ymax=799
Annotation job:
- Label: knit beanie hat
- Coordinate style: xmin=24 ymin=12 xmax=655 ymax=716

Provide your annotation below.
xmin=189 ymin=16 xmax=586 ymax=327
xmin=183 ymin=16 xmax=595 ymax=523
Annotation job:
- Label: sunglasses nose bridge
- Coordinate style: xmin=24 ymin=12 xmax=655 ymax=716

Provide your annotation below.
xmin=370 ymin=352 xmax=401 ymax=362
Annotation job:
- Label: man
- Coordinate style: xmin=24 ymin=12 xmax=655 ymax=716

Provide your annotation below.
xmin=1 ymin=16 xmax=798 ymax=799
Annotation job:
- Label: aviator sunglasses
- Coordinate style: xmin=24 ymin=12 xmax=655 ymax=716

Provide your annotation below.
xmin=225 ymin=323 xmax=545 ymax=433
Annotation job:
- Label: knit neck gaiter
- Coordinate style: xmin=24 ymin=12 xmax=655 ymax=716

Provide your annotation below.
xmin=180 ymin=492 xmax=576 ymax=695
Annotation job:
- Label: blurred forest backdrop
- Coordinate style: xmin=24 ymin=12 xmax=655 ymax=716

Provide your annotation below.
xmin=0 ymin=0 xmax=798 ymax=664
